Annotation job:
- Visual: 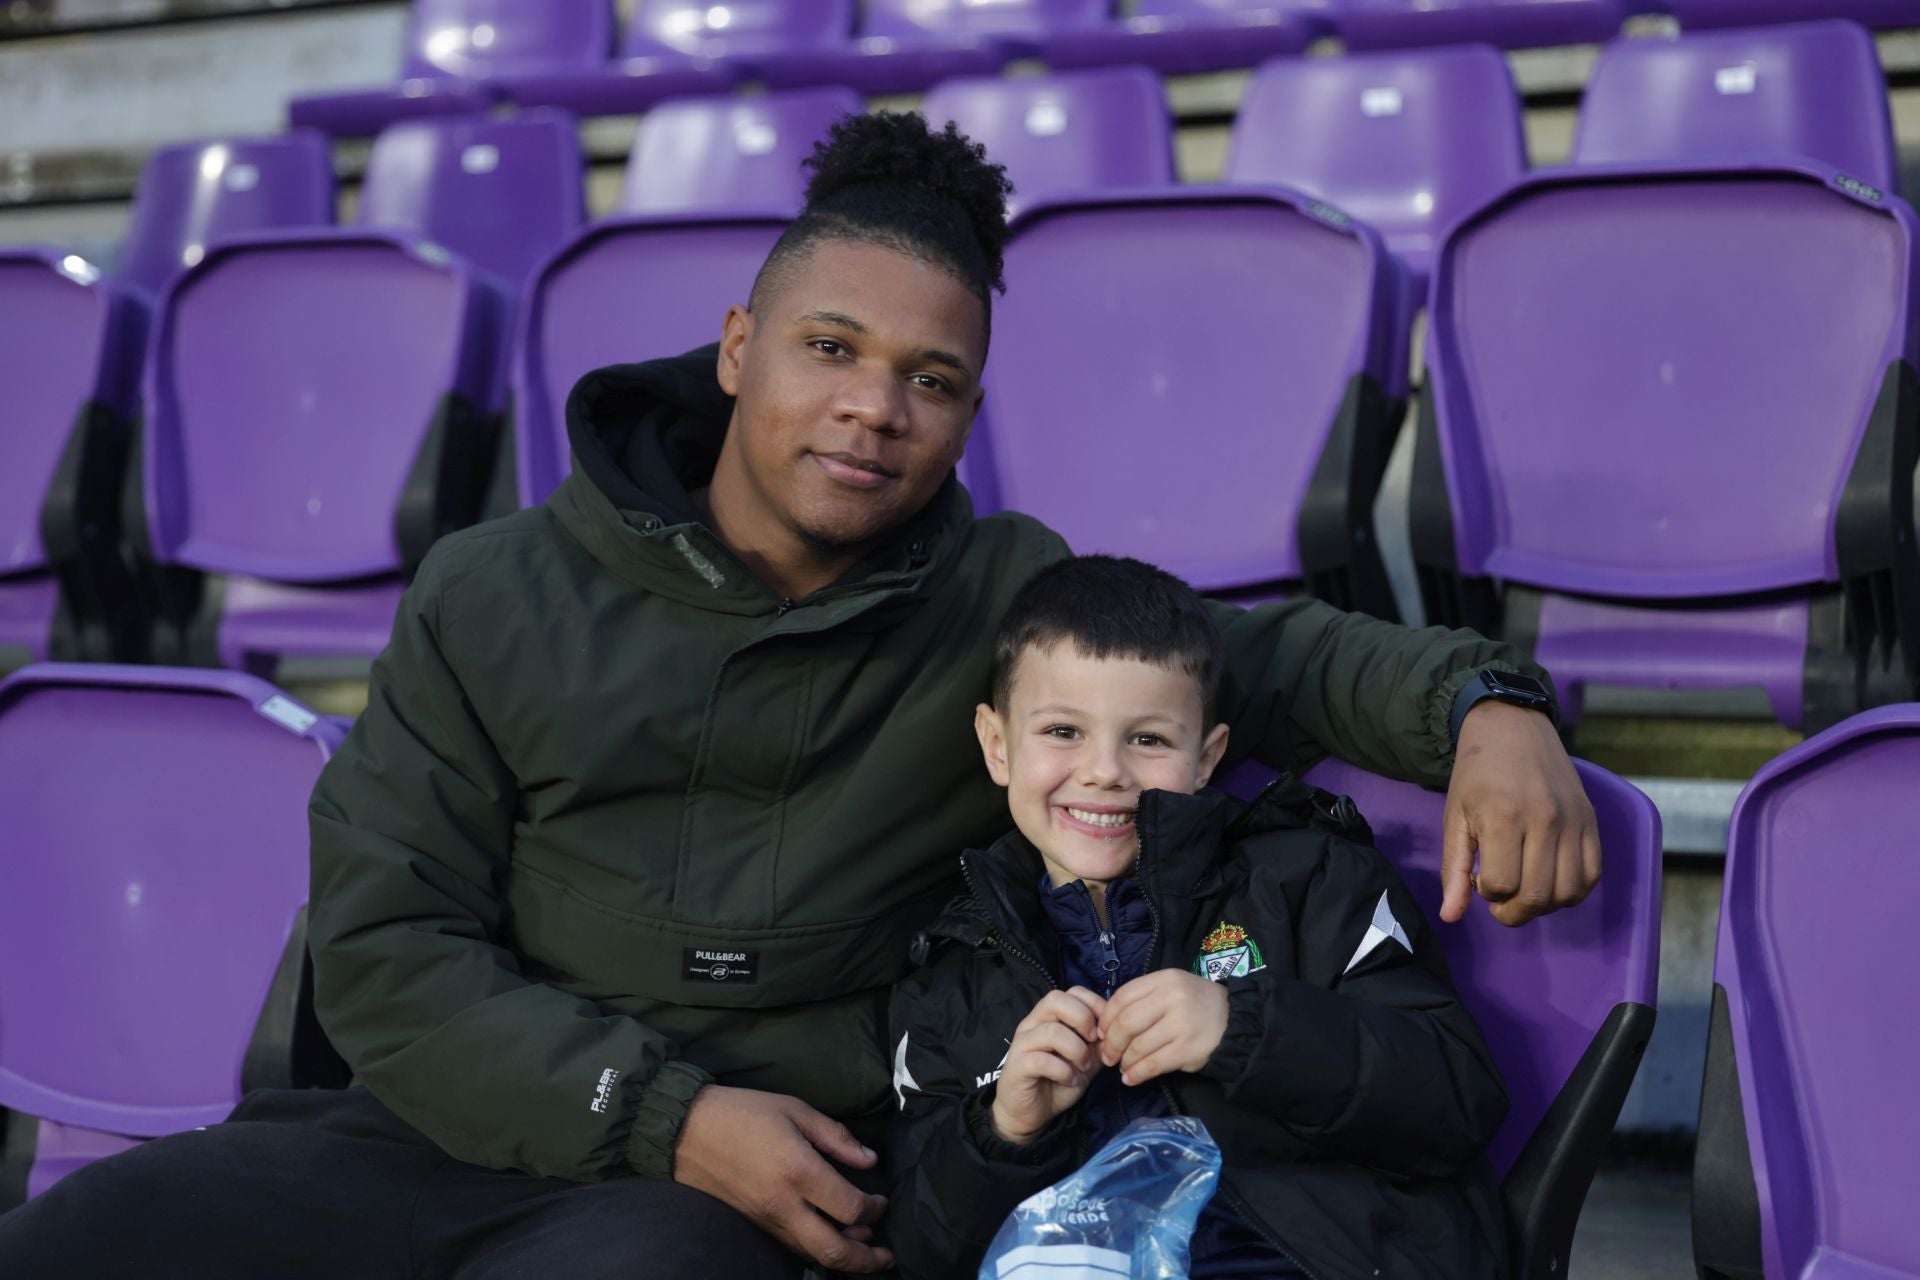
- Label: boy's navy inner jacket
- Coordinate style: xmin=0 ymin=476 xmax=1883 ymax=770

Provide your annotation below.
xmin=886 ymin=776 xmax=1512 ymax=1280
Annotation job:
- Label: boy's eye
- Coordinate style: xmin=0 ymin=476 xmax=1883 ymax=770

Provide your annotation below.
xmin=1043 ymin=725 xmax=1080 ymax=741
xmin=1132 ymin=733 xmax=1168 ymax=748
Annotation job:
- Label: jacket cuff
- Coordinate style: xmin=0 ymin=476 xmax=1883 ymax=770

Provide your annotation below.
xmin=965 ymin=1087 xmax=1077 ymax=1167
xmin=1430 ymin=662 xmax=1544 ymax=768
xmin=1199 ymin=980 xmax=1265 ymax=1086
xmin=627 ymin=1059 xmax=716 ymax=1179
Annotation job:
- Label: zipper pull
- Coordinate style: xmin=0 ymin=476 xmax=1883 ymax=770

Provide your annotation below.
xmin=776 ymin=598 xmax=797 ymax=616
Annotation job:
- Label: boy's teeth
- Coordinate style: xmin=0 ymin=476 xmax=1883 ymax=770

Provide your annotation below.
xmin=1065 ymin=807 xmax=1132 ymax=828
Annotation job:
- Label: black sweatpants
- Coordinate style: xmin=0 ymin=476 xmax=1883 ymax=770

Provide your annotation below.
xmin=0 ymin=1087 xmax=804 ymax=1279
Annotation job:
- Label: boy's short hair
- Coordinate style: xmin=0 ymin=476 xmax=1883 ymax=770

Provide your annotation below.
xmin=990 ymin=555 xmax=1225 ymax=724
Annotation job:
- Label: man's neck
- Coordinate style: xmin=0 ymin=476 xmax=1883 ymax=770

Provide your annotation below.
xmin=691 ymin=475 xmax=869 ymax=604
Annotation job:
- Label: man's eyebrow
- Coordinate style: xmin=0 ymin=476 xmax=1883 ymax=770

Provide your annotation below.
xmin=919 ymin=348 xmax=974 ymax=380
xmin=798 ymin=310 xmax=869 ymax=334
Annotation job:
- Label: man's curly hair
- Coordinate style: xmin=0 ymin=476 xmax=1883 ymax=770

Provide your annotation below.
xmin=750 ymin=111 xmax=1014 ymax=337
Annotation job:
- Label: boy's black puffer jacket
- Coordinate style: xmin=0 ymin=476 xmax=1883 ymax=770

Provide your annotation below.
xmin=886 ymin=777 xmax=1511 ymax=1280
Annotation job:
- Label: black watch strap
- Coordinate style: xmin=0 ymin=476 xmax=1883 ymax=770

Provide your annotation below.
xmin=1449 ymin=669 xmax=1557 ymax=744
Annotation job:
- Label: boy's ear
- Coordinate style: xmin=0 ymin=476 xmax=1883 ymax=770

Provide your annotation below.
xmin=1194 ymin=723 xmax=1231 ymax=789
xmin=975 ymin=703 xmax=1012 ymax=787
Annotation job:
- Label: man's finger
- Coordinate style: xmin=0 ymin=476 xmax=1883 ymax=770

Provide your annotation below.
xmin=776 ymin=1205 xmax=894 ymax=1275
xmin=791 ymin=1146 xmax=886 ymax=1229
xmin=1580 ymin=825 xmax=1604 ymax=901
xmin=1438 ymin=797 xmax=1476 ymax=924
xmin=788 ymin=1104 xmax=877 ymax=1170
xmin=1491 ymin=819 xmax=1560 ymax=928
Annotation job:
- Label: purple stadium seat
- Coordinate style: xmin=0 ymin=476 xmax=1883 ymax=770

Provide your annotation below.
xmin=1674 ymin=0 xmax=1920 ymax=32
xmin=970 ymin=187 xmax=1407 ymax=618
xmin=506 ymin=91 xmax=848 ymax=505
xmin=0 ymin=665 xmax=345 ymax=1198
xmin=617 ymin=89 xmax=861 ymax=214
xmin=1410 ymin=161 xmax=1920 ymax=732
xmin=1219 ymin=757 xmax=1659 ymax=1276
xmin=920 ymin=69 xmax=1175 ymax=216
xmin=1694 ymin=705 xmax=1920 ymax=1280
xmin=356 ymin=110 xmax=586 ymax=292
xmin=1574 ymin=22 xmax=1899 ymax=195
xmin=1044 ymin=0 xmax=1331 ymax=76
xmin=1331 ymin=0 xmax=1639 ymax=51
xmin=116 ymin=132 xmax=335 ymax=300
xmin=288 ymin=0 xmax=613 ymax=137
xmin=505 ymin=0 xmax=851 ymax=114
xmin=757 ymin=0 xmax=1108 ymax=94
xmin=136 ymin=228 xmax=505 ymax=671
xmin=1225 ymin=44 xmax=1526 ymax=293
xmin=0 ymin=250 xmax=148 ymax=664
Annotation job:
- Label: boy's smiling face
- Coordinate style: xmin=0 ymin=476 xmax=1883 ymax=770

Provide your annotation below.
xmin=975 ymin=643 xmax=1230 ymax=890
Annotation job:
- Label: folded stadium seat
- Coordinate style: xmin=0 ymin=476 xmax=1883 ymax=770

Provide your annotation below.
xmin=1673 ymin=0 xmax=1920 ymax=32
xmin=506 ymin=90 xmax=855 ymax=507
xmin=0 ymin=251 xmax=148 ymax=665
xmin=503 ymin=0 xmax=852 ymax=116
xmin=1693 ymin=705 xmax=1920 ymax=1280
xmin=1331 ymin=0 xmax=1644 ymax=51
xmin=755 ymin=0 xmax=1109 ymax=94
xmin=1267 ymin=758 xmax=1659 ymax=1279
xmin=355 ymin=109 xmax=586 ymax=296
xmin=0 ymin=665 xmax=347 ymax=1202
xmin=287 ymin=0 xmax=613 ymax=137
xmin=967 ymin=188 xmax=1408 ymax=618
xmin=1409 ymin=161 xmax=1920 ymax=732
xmin=1043 ymin=0 xmax=1333 ymax=76
xmin=115 ymin=132 xmax=335 ymax=300
xmin=1574 ymin=21 xmax=1899 ymax=195
xmin=1226 ymin=44 xmax=1526 ymax=297
xmin=920 ymin=69 xmax=1175 ymax=216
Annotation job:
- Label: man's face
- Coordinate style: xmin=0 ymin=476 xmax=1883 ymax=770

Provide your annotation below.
xmin=715 ymin=239 xmax=987 ymax=555
xmin=975 ymin=645 xmax=1230 ymax=890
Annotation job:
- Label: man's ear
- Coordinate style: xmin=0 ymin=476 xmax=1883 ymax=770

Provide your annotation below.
xmin=716 ymin=304 xmax=753 ymax=396
xmin=975 ymin=702 xmax=1012 ymax=787
xmin=1194 ymin=723 xmax=1231 ymax=789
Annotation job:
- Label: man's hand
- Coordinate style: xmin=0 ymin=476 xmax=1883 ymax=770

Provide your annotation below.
xmin=1442 ymin=700 xmax=1602 ymax=927
xmin=674 ymin=1084 xmax=892 ymax=1274
xmin=991 ymin=987 xmax=1107 ymax=1144
xmin=1097 ymin=970 xmax=1229 ymax=1087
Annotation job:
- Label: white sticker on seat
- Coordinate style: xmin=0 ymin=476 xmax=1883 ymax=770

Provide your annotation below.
xmin=1025 ymin=101 xmax=1069 ymax=137
xmin=1714 ymin=64 xmax=1758 ymax=95
xmin=258 ymin=694 xmax=319 ymax=734
xmin=734 ymin=120 xmax=778 ymax=155
xmin=224 ymin=163 xmax=261 ymax=192
xmin=461 ymin=144 xmax=501 ymax=174
xmin=1361 ymin=87 xmax=1404 ymax=117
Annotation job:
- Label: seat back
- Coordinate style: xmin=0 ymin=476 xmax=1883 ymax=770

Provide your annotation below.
xmin=1223 ymin=757 xmax=1659 ymax=1276
xmin=117 ymin=133 xmax=335 ymax=299
xmin=921 ymin=69 xmax=1174 ymax=215
xmin=0 ymin=666 xmax=342 ymax=1151
xmin=626 ymin=0 xmax=852 ymax=58
xmin=1422 ymin=163 xmax=1916 ymax=601
xmin=1698 ymin=706 xmax=1920 ymax=1280
xmin=860 ymin=0 xmax=1108 ymax=41
xmin=357 ymin=110 xmax=585 ymax=291
xmin=618 ymin=89 xmax=860 ymax=214
xmin=398 ymin=0 xmax=613 ymax=79
xmin=1673 ymin=0 xmax=1920 ymax=31
xmin=1575 ymin=22 xmax=1898 ymax=194
xmin=511 ymin=216 xmax=788 ymax=505
xmin=1331 ymin=0 xmax=1636 ymax=51
xmin=974 ymin=188 xmax=1402 ymax=614
xmin=142 ymin=234 xmax=496 ymax=582
xmin=1226 ymin=45 xmax=1526 ymax=283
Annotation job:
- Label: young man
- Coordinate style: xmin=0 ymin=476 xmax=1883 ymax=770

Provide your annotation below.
xmin=0 ymin=114 xmax=1589 ymax=1278
xmin=888 ymin=556 xmax=1508 ymax=1280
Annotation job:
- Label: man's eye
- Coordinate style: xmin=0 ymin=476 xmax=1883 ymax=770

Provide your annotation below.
xmin=912 ymin=374 xmax=951 ymax=395
xmin=812 ymin=339 xmax=846 ymax=357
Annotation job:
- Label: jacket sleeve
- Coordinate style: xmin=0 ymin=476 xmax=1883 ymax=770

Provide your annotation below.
xmin=886 ymin=962 xmax=1079 ymax=1280
xmin=1206 ymin=597 xmax=1551 ymax=788
xmin=307 ymin=541 xmax=710 ymax=1182
xmin=1198 ymin=843 xmax=1509 ymax=1179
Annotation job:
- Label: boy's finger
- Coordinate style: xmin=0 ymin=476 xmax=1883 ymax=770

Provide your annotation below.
xmin=1118 ymin=1021 xmax=1178 ymax=1077
xmin=1039 ymin=990 xmax=1102 ymax=1041
xmin=1029 ymin=1022 xmax=1098 ymax=1071
xmin=1120 ymin=1043 xmax=1183 ymax=1087
xmin=1098 ymin=998 xmax=1162 ymax=1066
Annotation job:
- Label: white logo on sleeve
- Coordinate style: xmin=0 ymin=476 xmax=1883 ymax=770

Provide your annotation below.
xmin=894 ymin=1033 xmax=922 ymax=1110
xmin=589 ymin=1066 xmax=620 ymax=1114
xmin=1344 ymin=890 xmax=1413 ymax=975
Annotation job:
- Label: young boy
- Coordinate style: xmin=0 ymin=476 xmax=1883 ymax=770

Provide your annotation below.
xmin=886 ymin=556 xmax=1511 ymax=1280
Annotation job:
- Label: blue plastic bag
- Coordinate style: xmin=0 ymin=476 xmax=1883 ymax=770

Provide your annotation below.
xmin=977 ymin=1116 xmax=1223 ymax=1280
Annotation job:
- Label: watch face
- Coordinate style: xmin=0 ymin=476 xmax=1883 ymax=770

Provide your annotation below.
xmin=1486 ymin=671 xmax=1551 ymax=703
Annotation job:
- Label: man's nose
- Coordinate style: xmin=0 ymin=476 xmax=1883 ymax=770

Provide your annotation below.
xmin=832 ymin=362 xmax=908 ymax=435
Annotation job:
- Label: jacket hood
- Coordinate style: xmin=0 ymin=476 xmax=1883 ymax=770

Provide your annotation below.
xmin=553 ymin=345 xmax=975 ymax=614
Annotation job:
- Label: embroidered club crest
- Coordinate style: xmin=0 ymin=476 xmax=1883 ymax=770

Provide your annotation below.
xmin=1192 ymin=921 xmax=1265 ymax=982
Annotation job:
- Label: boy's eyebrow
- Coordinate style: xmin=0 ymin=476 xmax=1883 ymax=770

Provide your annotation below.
xmin=1024 ymin=703 xmax=1190 ymax=728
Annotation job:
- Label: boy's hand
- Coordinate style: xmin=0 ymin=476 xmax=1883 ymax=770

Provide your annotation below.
xmin=1099 ymin=970 xmax=1229 ymax=1087
xmin=990 ymin=987 xmax=1107 ymax=1145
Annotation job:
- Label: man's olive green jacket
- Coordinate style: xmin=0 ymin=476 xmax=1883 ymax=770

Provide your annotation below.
xmin=307 ymin=346 xmax=1545 ymax=1184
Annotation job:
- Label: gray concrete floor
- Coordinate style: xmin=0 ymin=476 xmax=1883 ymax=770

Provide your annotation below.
xmin=1572 ymin=1164 xmax=1694 ymax=1279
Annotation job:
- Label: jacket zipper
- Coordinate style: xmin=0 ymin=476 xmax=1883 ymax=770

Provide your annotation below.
xmin=1136 ymin=822 xmax=1323 ymax=1280
xmin=776 ymin=598 xmax=797 ymax=616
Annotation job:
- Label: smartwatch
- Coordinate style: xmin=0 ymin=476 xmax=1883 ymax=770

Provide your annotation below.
xmin=1449 ymin=669 xmax=1557 ymax=744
